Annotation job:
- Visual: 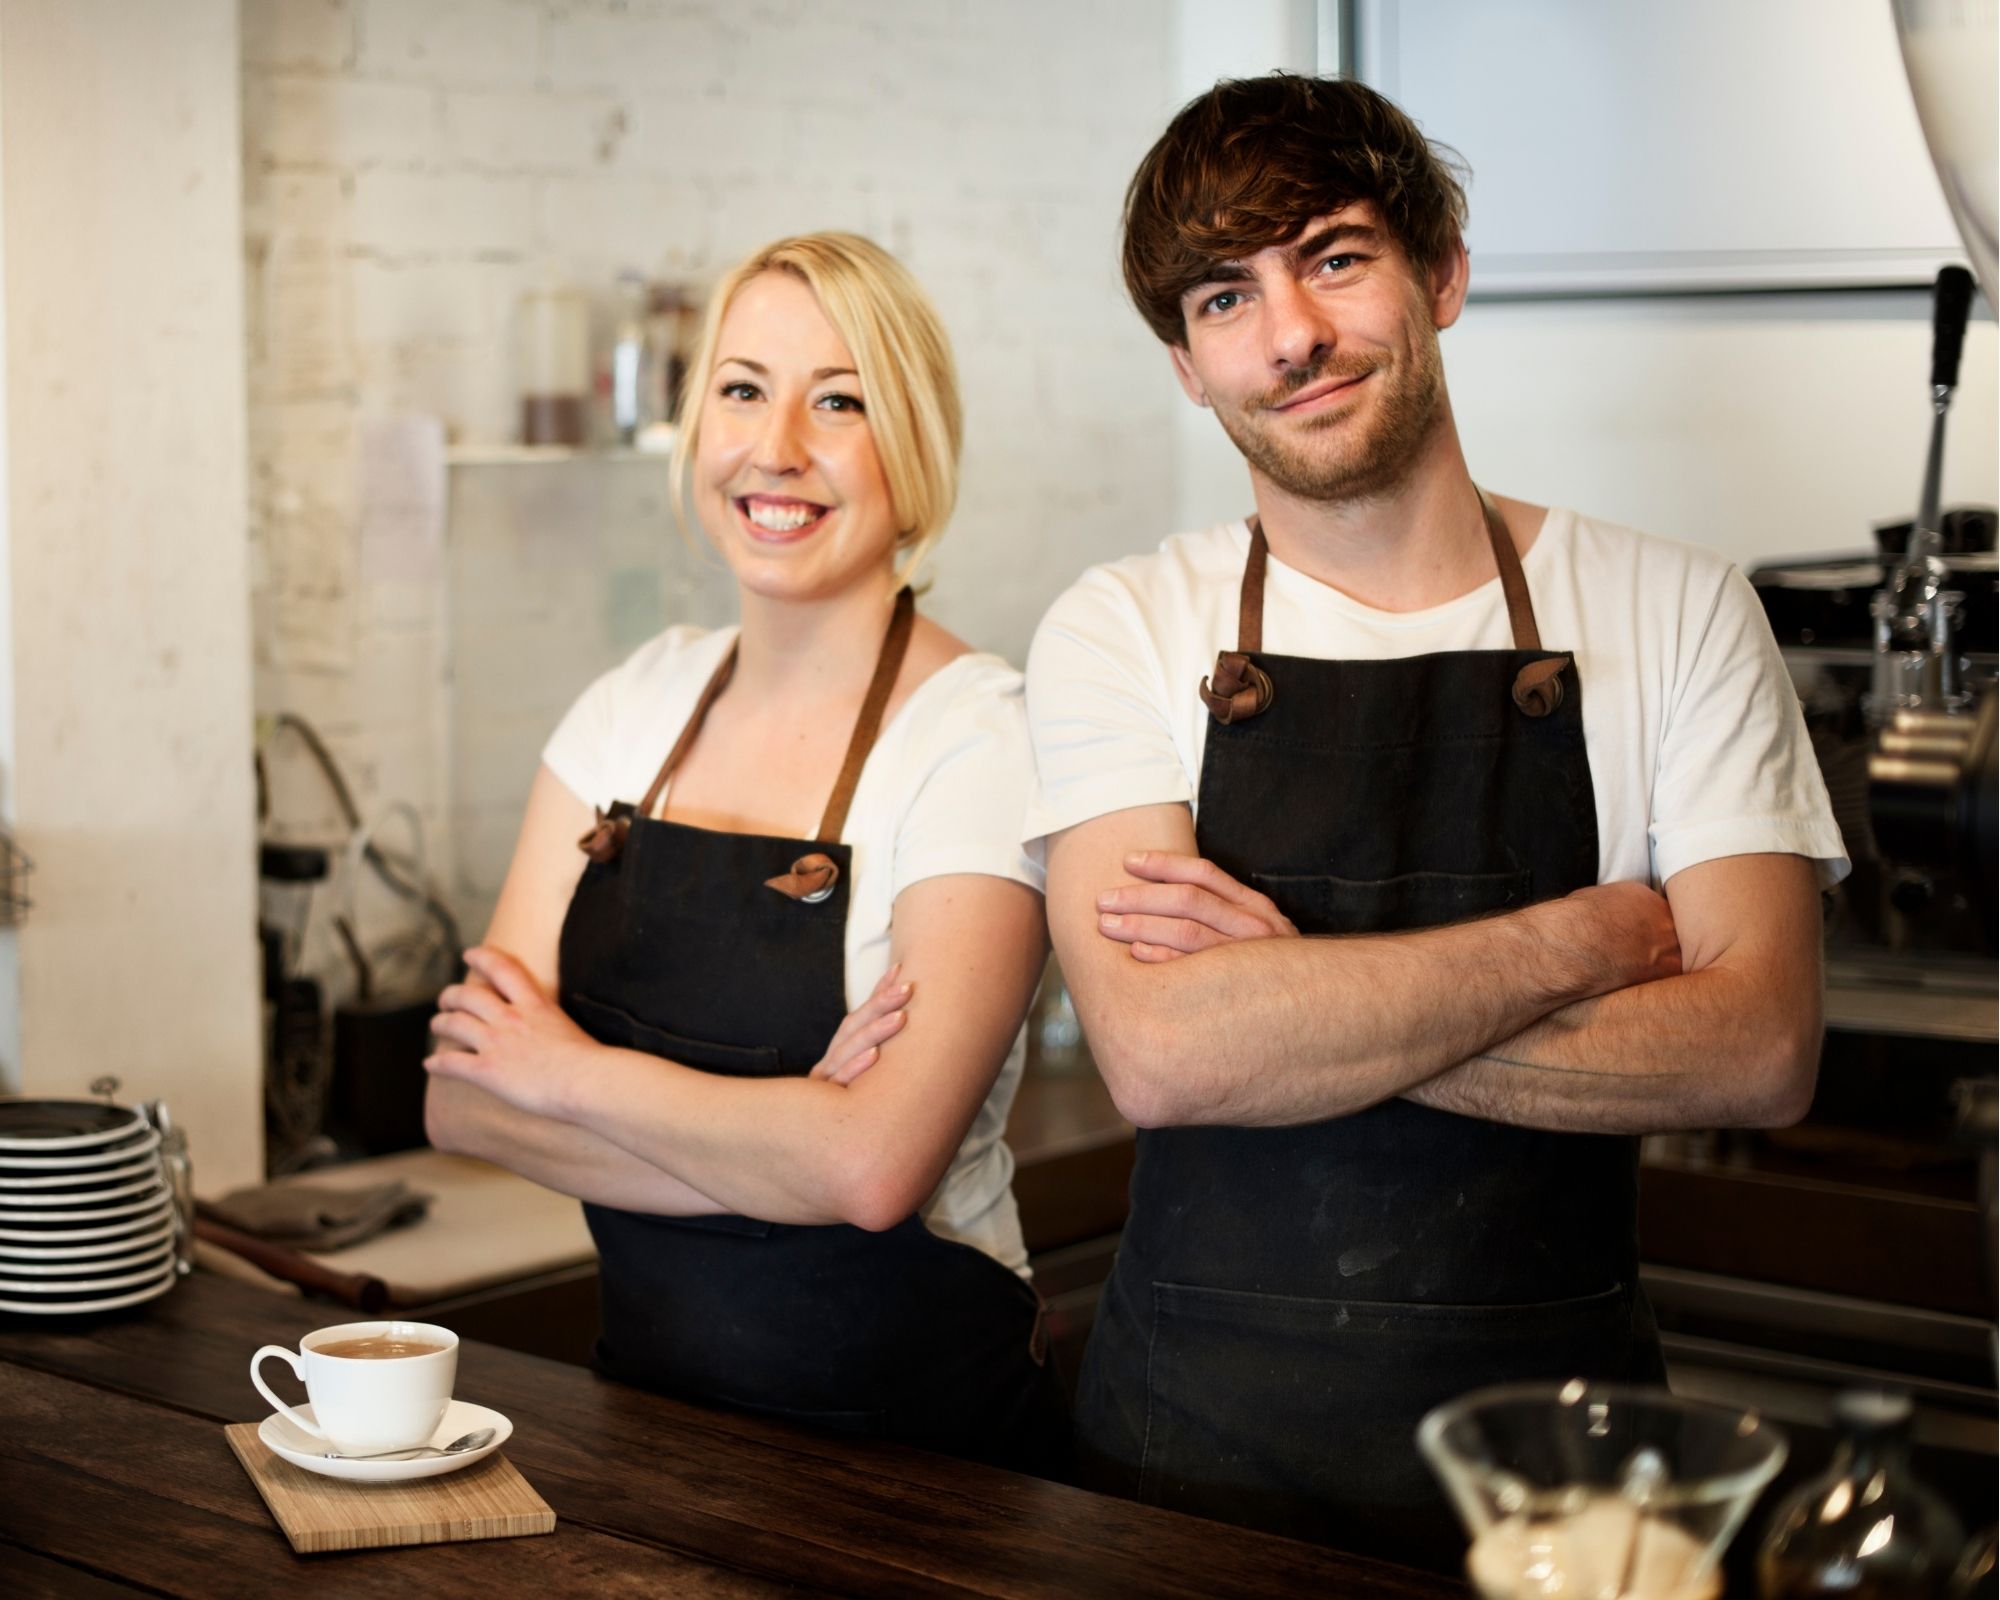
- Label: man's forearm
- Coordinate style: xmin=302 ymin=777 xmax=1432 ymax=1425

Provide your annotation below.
xmin=1405 ymin=963 xmax=1818 ymax=1133
xmin=1088 ymin=899 xmax=1617 ymax=1128
xmin=426 ymin=1077 xmax=727 ymax=1216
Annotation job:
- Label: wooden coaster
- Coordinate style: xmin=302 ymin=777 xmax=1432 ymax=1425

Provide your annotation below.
xmin=225 ymin=1423 xmax=556 ymax=1554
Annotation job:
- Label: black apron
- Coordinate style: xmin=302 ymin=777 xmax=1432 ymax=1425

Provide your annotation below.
xmin=1074 ymin=499 xmax=1662 ymax=1566
xmin=558 ymin=588 xmax=1069 ymax=1476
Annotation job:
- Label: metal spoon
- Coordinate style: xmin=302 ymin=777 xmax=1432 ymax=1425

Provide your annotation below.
xmin=322 ymin=1427 xmax=496 ymax=1462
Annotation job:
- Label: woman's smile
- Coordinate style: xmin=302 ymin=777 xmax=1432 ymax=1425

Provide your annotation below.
xmin=736 ymin=493 xmax=834 ymax=542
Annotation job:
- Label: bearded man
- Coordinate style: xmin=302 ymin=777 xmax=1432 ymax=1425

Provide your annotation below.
xmin=1022 ymin=73 xmax=1847 ymax=1568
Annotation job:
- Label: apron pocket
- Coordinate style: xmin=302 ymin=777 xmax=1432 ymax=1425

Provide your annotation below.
xmin=565 ymin=991 xmax=788 ymax=1077
xmin=1139 ymin=1279 xmax=1633 ymax=1551
xmin=1251 ymin=868 xmax=1531 ymax=935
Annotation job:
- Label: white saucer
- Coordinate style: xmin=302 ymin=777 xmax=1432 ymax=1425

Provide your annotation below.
xmin=0 ymin=1262 xmax=177 ymax=1315
xmin=0 ymin=1195 xmax=175 ymax=1244
xmin=257 ymin=1398 xmax=512 ymax=1483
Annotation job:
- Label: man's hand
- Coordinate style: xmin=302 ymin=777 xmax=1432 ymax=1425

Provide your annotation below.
xmin=1095 ymin=850 xmax=1298 ymax=960
xmin=1552 ymin=881 xmax=1683 ymax=994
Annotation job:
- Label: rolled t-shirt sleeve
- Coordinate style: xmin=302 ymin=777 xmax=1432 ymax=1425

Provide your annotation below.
xmin=891 ymin=664 xmax=1046 ymax=897
xmin=1022 ymin=573 xmax=1194 ymax=843
xmin=1648 ymin=566 xmax=1850 ymax=889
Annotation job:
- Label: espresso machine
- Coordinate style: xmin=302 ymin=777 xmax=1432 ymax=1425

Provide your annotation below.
xmin=1641 ymin=265 xmax=1999 ymax=1547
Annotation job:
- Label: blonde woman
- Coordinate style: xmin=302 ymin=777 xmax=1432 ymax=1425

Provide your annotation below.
xmin=425 ymin=234 xmax=1067 ymax=1474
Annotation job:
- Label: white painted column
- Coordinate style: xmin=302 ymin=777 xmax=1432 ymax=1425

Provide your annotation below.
xmin=0 ymin=0 xmax=264 ymax=1191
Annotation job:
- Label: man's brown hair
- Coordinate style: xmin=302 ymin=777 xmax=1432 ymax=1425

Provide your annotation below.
xmin=1122 ymin=73 xmax=1469 ymax=345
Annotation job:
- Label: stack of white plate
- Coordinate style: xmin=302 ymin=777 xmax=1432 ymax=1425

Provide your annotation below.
xmin=0 ymin=1099 xmax=182 ymax=1315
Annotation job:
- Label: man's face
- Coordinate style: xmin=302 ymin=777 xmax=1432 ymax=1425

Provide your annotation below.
xmin=1168 ymin=204 xmax=1465 ymax=503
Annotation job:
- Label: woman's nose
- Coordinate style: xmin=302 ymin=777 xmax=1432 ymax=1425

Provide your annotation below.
xmin=752 ymin=400 xmax=810 ymax=476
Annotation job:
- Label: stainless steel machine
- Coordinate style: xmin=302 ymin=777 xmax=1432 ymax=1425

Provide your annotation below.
xmin=1652 ymin=264 xmax=1997 ymax=1544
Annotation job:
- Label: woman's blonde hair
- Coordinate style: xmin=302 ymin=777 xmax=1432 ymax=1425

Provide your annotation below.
xmin=672 ymin=232 xmax=962 ymax=583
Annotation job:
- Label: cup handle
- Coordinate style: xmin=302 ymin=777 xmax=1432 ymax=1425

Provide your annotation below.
xmin=250 ymin=1345 xmax=326 ymax=1440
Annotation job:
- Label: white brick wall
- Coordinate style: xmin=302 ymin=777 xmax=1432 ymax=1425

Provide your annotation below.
xmin=243 ymin=0 xmax=1181 ymax=983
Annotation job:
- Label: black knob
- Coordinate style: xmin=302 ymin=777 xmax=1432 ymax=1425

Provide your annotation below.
xmin=1931 ymin=265 xmax=1975 ymax=391
xmin=1889 ymin=874 xmax=1935 ymax=916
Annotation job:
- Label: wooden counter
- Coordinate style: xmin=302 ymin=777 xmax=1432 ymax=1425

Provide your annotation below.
xmin=0 ymin=1270 xmax=1465 ymax=1597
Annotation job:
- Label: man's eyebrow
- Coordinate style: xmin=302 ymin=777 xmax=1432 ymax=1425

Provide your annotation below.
xmin=715 ymin=357 xmax=857 ymax=382
xmin=1181 ymin=262 xmax=1255 ymax=300
xmin=1286 ymin=222 xmax=1381 ymax=265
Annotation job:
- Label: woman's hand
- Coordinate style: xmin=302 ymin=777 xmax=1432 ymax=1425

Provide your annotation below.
xmin=809 ymin=964 xmax=912 ymax=1085
xmin=1095 ymin=850 xmax=1299 ymax=962
xmin=425 ymin=946 xmax=599 ymax=1120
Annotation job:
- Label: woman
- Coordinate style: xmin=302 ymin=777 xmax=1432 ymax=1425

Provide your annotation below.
xmin=424 ymin=233 xmax=1067 ymax=1474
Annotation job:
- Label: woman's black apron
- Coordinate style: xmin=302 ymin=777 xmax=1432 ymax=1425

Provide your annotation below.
xmin=557 ymin=588 xmax=1068 ymax=1476
xmin=1073 ymin=499 xmax=1663 ymax=1566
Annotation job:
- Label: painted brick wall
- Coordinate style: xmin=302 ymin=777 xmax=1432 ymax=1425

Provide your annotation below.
xmin=242 ymin=0 xmax=1178 ymax=978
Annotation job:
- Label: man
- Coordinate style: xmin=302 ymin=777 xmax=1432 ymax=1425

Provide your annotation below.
xmin=1023 ymin=75 xmax=1846 ymax=1566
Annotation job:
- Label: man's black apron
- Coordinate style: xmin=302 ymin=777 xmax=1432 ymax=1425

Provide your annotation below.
xmin=1074 ymin=499 xmax=1662 ymax=1565
xmin=557 ymin=588 xmax=1069 ymax=1476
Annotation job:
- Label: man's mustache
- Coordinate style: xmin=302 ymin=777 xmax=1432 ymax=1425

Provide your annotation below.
xmin=1255 ymin=352 xmax=1382 ymax=411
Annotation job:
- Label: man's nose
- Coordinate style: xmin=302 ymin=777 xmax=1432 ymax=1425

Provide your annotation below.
xmin=752 ymin=400 xmax=809 ymax=476
xmin=1265 ymin=277 xmax=1333 ymax=372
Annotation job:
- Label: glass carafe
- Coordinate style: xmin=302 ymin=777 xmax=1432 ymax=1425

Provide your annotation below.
xmin=1757 ymin=1390 xmax=1966 ymax=1600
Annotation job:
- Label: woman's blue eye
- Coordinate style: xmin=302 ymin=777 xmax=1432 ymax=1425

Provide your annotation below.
xmin=719 ymin=380 xmax=760 ymax=401
xmin=818 ymin=392 xmax=865 ymax=413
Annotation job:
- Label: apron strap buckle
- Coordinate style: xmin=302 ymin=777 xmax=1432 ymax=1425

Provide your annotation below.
xmin=1512 ymin=654 xmax=1572 ymax=718
xmin=765 ymin=852 xmax=841 ymax=903
xmin=1201 ymin=651 xmax=1275 ymax=724
xmin=577 ymin=802 xmax=635 ymax=864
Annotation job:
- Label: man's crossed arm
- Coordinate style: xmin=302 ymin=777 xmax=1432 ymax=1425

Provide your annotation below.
xmin=1046 ymin=803 xmax=1821 ymax=1135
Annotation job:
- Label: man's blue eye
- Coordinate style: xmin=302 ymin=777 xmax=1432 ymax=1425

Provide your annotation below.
xmin=1205 ymin=291 xmax=1242 ymax=315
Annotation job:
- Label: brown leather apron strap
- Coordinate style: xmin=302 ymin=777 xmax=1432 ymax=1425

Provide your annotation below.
xmin=1480 ymin=490 xmax=1571 ymax=718
xmin=577 ymin=643 xmax=740 ymax=863
xmin=1200 ymin=518 xmax=1276 ymax=724
xmin=763 ymin=586 xmax=913 ymax=901
xmin=814 ymin=584 xmax=915 ymax=845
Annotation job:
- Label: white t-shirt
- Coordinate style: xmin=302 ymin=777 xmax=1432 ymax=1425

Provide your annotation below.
xmin=1024 ymin=509 xmax=1850 ymax=891
xmin=543 ymin=627 xmax=1044 ymax=1275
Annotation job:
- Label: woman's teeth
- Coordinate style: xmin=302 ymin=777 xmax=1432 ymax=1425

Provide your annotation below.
xmin=744 ymin=500 xmax=822 ymax=533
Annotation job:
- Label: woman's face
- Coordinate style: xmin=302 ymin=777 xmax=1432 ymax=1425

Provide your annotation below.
xmin=693 ymin=271 xmax=899 ymax=604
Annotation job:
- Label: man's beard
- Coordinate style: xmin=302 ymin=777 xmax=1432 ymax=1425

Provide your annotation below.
xmin=1214 ymin=328 xmax=1444 ymax=504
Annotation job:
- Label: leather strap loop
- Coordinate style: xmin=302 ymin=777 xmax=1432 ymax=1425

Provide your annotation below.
xmin=1200 ymin=651 xmax=1275 ymax=724
xmin=1511 ymin=654 xmax=1571 ymax=717
xmin=576 ymin=800 xmax=637 ymax=863
xmin=763 ymin=851 xmax=841 ymax=903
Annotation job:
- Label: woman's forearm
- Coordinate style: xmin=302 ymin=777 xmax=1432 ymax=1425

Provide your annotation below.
xmin=555 ymin=1048 xmax=901 ymax=1227
xmin=425 ymin=1076 xmax=728 ymax=1216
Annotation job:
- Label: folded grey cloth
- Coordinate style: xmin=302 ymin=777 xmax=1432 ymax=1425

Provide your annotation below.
xmin=209 ymin=1179 xmax=432 ymax=1252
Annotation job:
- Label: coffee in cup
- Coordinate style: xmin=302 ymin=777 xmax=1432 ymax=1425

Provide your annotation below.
xmin=251 ymin=1319 xmax=458 ymax=1455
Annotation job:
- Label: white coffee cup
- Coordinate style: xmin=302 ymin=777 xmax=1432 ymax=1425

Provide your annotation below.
xmin=250 ymin=1319 xmax=458 ymax=1455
